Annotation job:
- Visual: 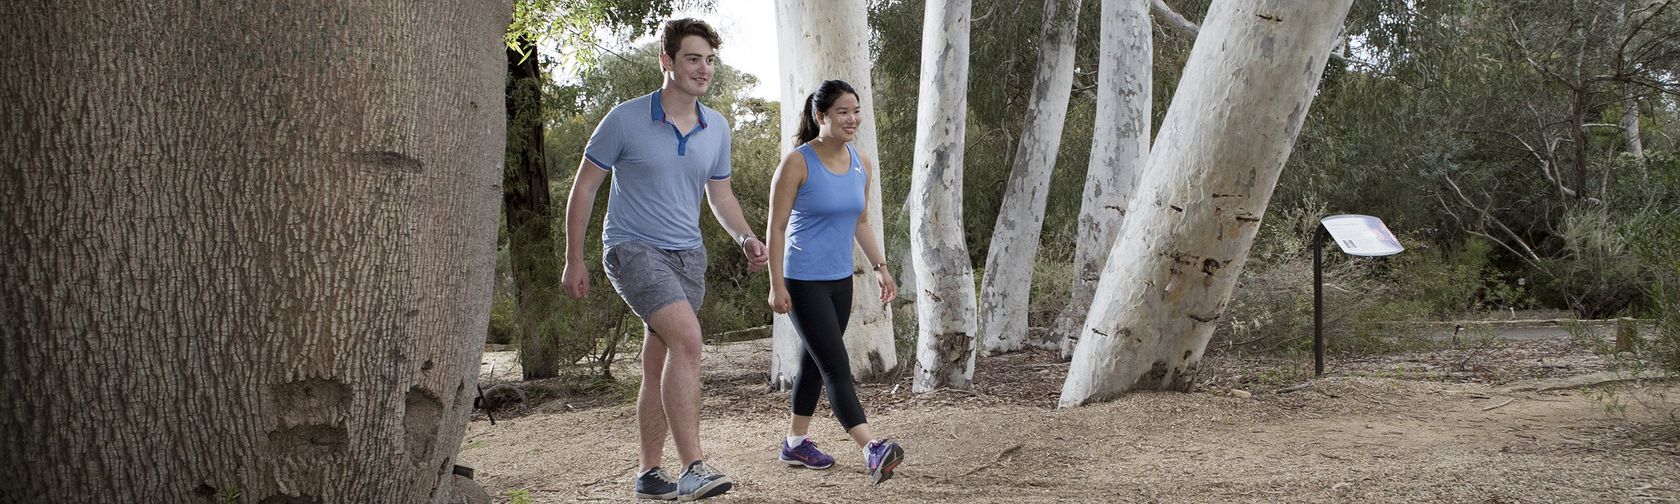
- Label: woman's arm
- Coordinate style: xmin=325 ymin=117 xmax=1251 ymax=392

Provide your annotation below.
xmin=766 ymin=150 xmax=807 ymax=313
xmin=854 ymin=153 xmax=897 ymax=304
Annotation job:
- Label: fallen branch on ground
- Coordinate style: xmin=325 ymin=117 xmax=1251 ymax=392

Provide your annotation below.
xmin=959 ymin=443 xmax=1024 ymax=477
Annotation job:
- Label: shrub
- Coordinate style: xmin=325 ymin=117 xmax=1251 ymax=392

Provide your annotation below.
xmin=487 ymin=293 xmax=519 ymax=345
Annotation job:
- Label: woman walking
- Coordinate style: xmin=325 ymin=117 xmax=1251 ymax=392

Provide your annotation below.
xmin=765 ymin=79 xmax=904 ymax=484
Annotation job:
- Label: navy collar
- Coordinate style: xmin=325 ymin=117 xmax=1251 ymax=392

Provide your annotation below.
xmin=650 ymin=90 xmax=709 ymax=129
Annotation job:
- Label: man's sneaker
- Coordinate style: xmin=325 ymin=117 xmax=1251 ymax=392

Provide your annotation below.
xmin=676 ymin=460 xmax=732 ymax=501
xmin=865 ymin=439 xmax=904 ymax=484
xmin=778 ymin=439 xmax=836 ymax=469
xmin=633 ymin=467 xmax=678 ymax=500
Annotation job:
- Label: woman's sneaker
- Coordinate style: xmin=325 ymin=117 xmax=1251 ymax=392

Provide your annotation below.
xmin=677 ymin=460 xmax=732 ymax=501
xmin=779 ymin=439 xmax=836 ymax=469
xmin=865 ymin=440 xmax=904 ymax=484
xmin=633 ymin=467 xmax=678 ymax=500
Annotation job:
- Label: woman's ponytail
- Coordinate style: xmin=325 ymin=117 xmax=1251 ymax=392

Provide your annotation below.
xmin=795 ymin=92 xmax=820 ymax=146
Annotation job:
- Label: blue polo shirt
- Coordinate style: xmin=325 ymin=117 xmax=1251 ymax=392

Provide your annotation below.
xmin=585 ymin=90 xmax=732 ymax=250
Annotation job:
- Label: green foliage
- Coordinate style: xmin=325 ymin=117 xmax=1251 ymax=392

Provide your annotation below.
xmin=1625 ymin=162 xmax=1680 ymax=373
xmin=1393 ymin=237 xmax=1498 ymax=320
xmin=1027 ymin=257 xmax=1072 ymax=330
xmin=1217 ymin=207 xmax=1428 ymax=356
xmin=1275 ymin=0 xmax=1679 ymax=321
xmin=869 ymin=0 xmax=1117 ymax=267
xmin=1536 ymin=207 xmax=1648 ymax=318
xmin=506 ymin=489 xmax=533 ymax=504
xmin=488 ymin=292 xmax=520 ymax=345
xmin=507 ymin=0 xmax=695 ymax=69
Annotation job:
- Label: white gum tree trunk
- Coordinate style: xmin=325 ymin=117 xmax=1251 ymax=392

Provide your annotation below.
xmin=768 ymin=0 xmax=897 ymax=390
xmin=1052 ymin=0 xmax=1153 ymax=358
xmin=975 ymin=0 xmax=1083 ymax=356
xmin=1614 ymin=0 xmax=1645 ymax=163
xmin=1060 ymin=0 xmax=1354 ymax=406
xmin=909 ymin=0 xmax=979 ymax=392
xmin=2 ymin=1 xmax=507 ymax=501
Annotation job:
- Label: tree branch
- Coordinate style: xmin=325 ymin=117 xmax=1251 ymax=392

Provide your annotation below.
xmin=1440 ymin=174 xmax=1552 ymax=277
xmin=1151 ymin=0 xmax=1199 ymax=38
xmin=1150 ymin=0 xmax=1358 ymax=64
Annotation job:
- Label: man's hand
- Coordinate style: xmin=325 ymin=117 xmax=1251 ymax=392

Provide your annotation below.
xmin=741 ymin=237 xmax=769 ymax=272
xmin=562 ymin=260 xmax=590 ymax=299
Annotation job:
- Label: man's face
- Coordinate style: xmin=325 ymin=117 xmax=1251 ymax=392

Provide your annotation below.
xmin=662 ymin=35 xmax=716 ymax=97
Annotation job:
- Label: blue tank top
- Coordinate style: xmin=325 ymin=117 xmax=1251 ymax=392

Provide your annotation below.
xmin=784 ymin=143 xmax=867 ymax=281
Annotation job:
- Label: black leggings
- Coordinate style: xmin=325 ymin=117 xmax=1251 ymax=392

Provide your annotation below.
xmin=785 ymin=277 xmax=867 ymax=430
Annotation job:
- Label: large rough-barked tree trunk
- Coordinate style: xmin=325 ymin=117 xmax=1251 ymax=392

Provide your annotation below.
xmin=909 ymin=0 xmax=979 ymax=392
xmin=1059 ymin=0 xmax=1353 ymax=406
xmin=975 ymin=0 xmax=1082 ymax=357
xmin=504 ymin=39 xmax=573 ymax=380
xmin=1051 ymin=0 xmax=1153 ymax=358
xmin=769 ymin=0 xmax=897 ymax=390
xmin=1 ymin=2 xmax=508 ymax=502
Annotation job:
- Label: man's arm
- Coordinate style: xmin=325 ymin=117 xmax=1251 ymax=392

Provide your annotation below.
xmin=562 ymin=158 xmax=611 ymax=298
xmin=705 ymin=178 xmax=769 ymax=271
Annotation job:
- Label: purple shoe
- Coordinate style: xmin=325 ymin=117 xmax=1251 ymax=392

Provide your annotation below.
xmin=865 ymin=439 xmax=903 ymax=484
xmin=778 ymin=439 xmax=835 ymax=469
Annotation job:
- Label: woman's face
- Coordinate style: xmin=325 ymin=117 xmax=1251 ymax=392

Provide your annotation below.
xmin=817 ymin=93 xmax=862 ymax=142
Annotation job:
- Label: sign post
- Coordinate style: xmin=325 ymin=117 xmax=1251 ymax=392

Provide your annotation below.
xmin=1314 ymin=215 xmax=1404 ymax=376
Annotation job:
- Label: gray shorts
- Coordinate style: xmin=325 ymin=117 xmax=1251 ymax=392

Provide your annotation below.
xmin=603 ymin=240 xmax=707 ymax=320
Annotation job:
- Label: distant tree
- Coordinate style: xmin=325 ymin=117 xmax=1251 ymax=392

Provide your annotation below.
xmin=975 ymin=0 xmax=1083 ymax=356
xmin=1051 ymin=0 xmax=1154 ymax=358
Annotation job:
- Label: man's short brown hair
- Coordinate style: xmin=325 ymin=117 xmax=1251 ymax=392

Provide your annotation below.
xmin=661 ymin=18 xmax=721 ymax=58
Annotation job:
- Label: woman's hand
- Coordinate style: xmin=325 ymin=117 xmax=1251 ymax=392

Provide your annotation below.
xmin=876 ymin=267 xmax=897 ymax=305
xmin=768 ymin=286 xmax=792 ymax=314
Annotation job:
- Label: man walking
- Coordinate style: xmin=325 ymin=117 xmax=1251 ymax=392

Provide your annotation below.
xmin=562 ymin=18 xmax=767 ymax=502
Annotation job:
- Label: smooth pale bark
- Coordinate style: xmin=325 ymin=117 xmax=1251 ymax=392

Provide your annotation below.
xmin=768 ymin=0 xmax=897 ymax=390
xmin=1615 ymin=0 xmax=1645 ymax=162
xmin=1052 ymin=0 xmax=1153 ymax=358
xmin=1620 ymin=85 xmax=1644 ymax=161
xmin=909 ymin=0 xmax=979 ymax=392
xmin=1151 ymin=0 xmax=1200 ymax=38
xmin=1 ymin=2 xmax=507 ymax=502
xmin=976 ymin=0 xmax=1082 ymax=356
xmin=1060 ymin=0 xmax=1353 ymax=406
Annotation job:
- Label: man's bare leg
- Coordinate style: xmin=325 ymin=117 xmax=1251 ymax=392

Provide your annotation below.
xmin=642 ymin=301 xmax=705 ymax=466
xmin=637 ymin=329 xmax=669 ymax=472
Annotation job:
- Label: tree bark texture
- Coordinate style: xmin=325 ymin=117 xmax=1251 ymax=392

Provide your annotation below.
xmin=909 ymin=0 xmax=980 ymax=392
xmin=769 ymin=0 xmax=897 ymax=389
xmin=976 ymin=0 xmax=1083 ymax=356
xmin=503 ymin=40 xmax=572 ymax=380
xmin=1052 ymin=0 xmax=1153 ymax=358
xmin=1059 ymin=0 xmax=1353 ymax=407
xmin=1 ymin=2 xmax=509 ymax=502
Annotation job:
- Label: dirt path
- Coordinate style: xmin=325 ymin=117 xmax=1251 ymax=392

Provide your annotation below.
xmin=457 ymin=339 xmax=1679 ymax=503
